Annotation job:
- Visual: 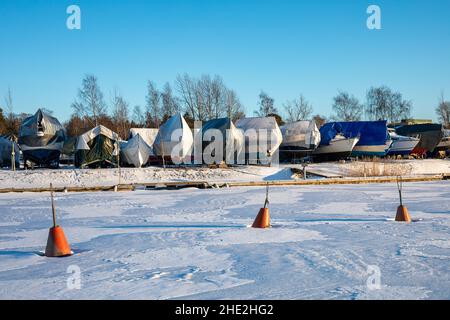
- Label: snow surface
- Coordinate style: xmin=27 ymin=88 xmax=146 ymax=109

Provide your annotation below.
xmin=0 ymin=181 xmax=449 ymax=299
xmin=1 ymin=159 xmax=449 ymax=189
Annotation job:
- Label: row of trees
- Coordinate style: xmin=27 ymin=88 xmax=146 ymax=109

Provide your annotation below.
xmin=1 ymin=78 xmax=450 ymax=139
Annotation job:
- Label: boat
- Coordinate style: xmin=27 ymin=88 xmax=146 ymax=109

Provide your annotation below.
xmin=312 ymin=134 xmax=360 ymax=162
xmin=279 ymin=121 xmax=321 ymax=161
xmin=120 ymin=134 xmax=153 ymax=168
xmin=395 ymin=124 xmax=444 ymax=156
xmin=236 ymin=116 xmax=283 ymax=165
xmin=201 ymin=118 xmax=244 ymax=165
xmin=18 ymin=109 xmax=66 ymax=168
xmin=0 ymin=136 xmax=20 ymax=168
xmin=75 ymin=125 xmax=120 ymax=168
xmin=434 ymin=129 xmax=450 ymax=152
xmin=153 ymin=113 xmax=193 ymax=164
xmin=386 ymin=129 xmax=420 ymax=156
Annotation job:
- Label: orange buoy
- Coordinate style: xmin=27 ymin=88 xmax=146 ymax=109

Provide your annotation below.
xmin=252 ymin=183 xmax=271 ymax=228
xmin=252 ymin=207 xmax=271 ymax=228
xmin=395 ymin=176 xmax=412 ymax=223
xmin=45 ymin=226 xmax=72 ymax=257
xmin=45 ymin=183 xmax=72 ymax=257
xmin=395 ymin=205 xmax=411 ymax=223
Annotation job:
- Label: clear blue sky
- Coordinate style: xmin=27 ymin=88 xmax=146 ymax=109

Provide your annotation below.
xmin=1 ymin=0 xmax=450 ymax=122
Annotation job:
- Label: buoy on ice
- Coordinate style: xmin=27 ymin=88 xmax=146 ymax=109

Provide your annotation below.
xmin=252 ymin=183 xmax=271 ymax=228
xmin=395 ymin=176 xmax=411 ymax=223
xmin=45 ymin=183 xmax=72 ymax=257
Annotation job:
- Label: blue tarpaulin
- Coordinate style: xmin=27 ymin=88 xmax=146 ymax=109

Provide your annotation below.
xmin=319 ymin=121 xmax=388 ymax=146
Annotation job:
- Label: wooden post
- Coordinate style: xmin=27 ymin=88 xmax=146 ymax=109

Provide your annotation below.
xmin=50 ymin=183 xmax=57 ymax=228
xmin=263 ymin=183 xmax=269 ymax=209
xmin=397 ymin=175 xmax=403 ymax=206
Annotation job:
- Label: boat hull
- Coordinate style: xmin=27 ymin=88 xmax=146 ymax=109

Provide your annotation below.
xmin=387 ymin=138 xmax=420 ymax=156
xmin=351 ymin=140 xmax=392 ymax=157
xmin=313 ymin=137 xmax=359 ymax=162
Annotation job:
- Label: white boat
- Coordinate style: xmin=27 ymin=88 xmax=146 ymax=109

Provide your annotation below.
xmin=435 ymin=129 xmax=450 ymax=152
xmin=120 ymin=133 xmax=153 ymax=168
xmin=280 ymin=121 xmax=321 ymax=151
xmin=387 ymin=130 xmax=420 ymax=156
xmin=313 ymin=135 xmax=360 ymax=161
xmin=153 ymin=113 xmax=194 ymax=163
xmin=352 ymin=139 xmax=393 ymax=157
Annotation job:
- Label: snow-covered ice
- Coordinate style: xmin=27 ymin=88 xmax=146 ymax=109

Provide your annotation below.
xmin=0 ymin=180 xmax=449 ymax=299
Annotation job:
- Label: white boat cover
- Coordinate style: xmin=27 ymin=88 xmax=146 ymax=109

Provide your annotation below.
xmin=280 ymin=121 xmax=321 ymax=150
xmin=236 ymin=117 xmax=283 ymax=157
xmin=76 ymin=125 xmax=120 ymax=154
xmin=0 ymin=136 xmax=20 ymax=167
xmin=120 ymin=134 xmax=153 ymax=167
xmin=129 ymin=128 xmax=159 ymax=148
xmin=153 ymin=113 xmax=193 ymax=160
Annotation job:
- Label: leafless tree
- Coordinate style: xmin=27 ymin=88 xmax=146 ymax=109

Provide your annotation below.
xmin=436 ymin=93 xmax=450 ymax=128
xmin=161 ymin=82 xmax=180 ymax=118
xmin=4 ymin=87 xmax=14 ymax=121
xmin=331 ymin=91 xmax=363 ymax=121
xmin=283 ymin=94 xmax=313 ymax=122
xmin=255 ymin=91 xmax=277 ymax=117
xmin=145 ymin=81 xmax=161 ymax=127
xmin=176 ymin=74 xmax=243 ymax=121
xmin=366 ymin=86 xmax=412 ymax=123
xmin=111 ymin=89 xmax=130 ymax=138
xmin=132 ymin=105 xmax=145 ymax=126
xmin=71 ymin=75 xmax=107 ymax=126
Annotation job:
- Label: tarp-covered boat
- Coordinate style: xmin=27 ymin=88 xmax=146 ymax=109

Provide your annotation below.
xmin=120 ymin=133 xmax=153 ymax=168
xmin=153 ymin=113 xmax=193 ymax=163
xmin=434 ymin=129 xmax=450 ymax=152
xmin=236 ymin=117 xmax=283 ymax=164
xmin=129 ymin=128 xmax=159 ymax=148
xmin=18 ymin=109 xmax=65 ymax=168
xmin=279 ymin=121 xmax=321 ymax=161
xmin=0 ymin=136 xmax=20 ymax=168
xmin=387 ymin=129 xmax=420 ymax=156
xmin=202 ymin=118 xmax=244 ymax=164
xmin=395 ymin=124 xmax=444 ymax=156
xmin=75 ymin=125 xmax=120 ymax=168
xmin=313 ymin=123 xmax=360 ymax=161
xmin=318 ymin=121 xmax=391 ymax=158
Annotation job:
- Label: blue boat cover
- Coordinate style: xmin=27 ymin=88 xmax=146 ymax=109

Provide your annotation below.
xmin=319 ymin=121 xmax=388 ymax=146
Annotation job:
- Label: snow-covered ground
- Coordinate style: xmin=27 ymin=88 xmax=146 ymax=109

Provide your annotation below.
xmin=0 ymin=181 xmax=449 ymax=299
xmin=0 ymin=159 xmax=449 ymax=189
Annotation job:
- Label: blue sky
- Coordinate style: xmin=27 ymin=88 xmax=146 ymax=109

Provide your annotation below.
xmin=1 ymin=0 xmax=450 ymax=122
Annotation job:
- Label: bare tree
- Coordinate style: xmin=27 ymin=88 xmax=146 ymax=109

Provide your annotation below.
xmin=366 ymin=86 xmax=412 ymax=123
xmin=225 ymin=89 xmax=245 ymax=121
xmin=331 ymin=91 xmax=363 ymax=121
xmin=313 ymin=114 xmax=327 ymax=128
xmin=161 ymin=82 xmax=179 ymax=118
xmin=145 ymin=81 xmax=161 ymax=127
xmin=132 ymin=105 xmax=145 ymax=126
xmin=4 ymin=87 xmax=13 ymax=121
xmin=283 ymin=95 xmax=313 ymax=122
xmin=111 ymin=89 xmax=130 ymax=138
xmin=71 ymin=75 xmax=107 ymax=126
xmin=255 ymin=91 xmax=277 ymax=117
xmin=436 ymin=93 xmax=450 ymax=128
xmin=176 ymin=74 xmax=243 ymax=121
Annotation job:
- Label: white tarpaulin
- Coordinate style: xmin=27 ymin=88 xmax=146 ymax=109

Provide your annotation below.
xmin=236 ymin=117 xmax=283 ymax=158
xmin=129 ymin=128 xmax=159 ymax=148
xmin=153 ymin=113 xmax=193 ymax=160
xmin=280 ymin=120 xmax=321 ymax=150
xmin=76 ymin=125 xmax=119 ymax=152
xmin=120 ymin=134 xmax=153 ymax=168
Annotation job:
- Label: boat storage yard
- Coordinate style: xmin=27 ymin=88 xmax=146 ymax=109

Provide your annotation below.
xmin=0 ymin=160 xmax=449 ymax=299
